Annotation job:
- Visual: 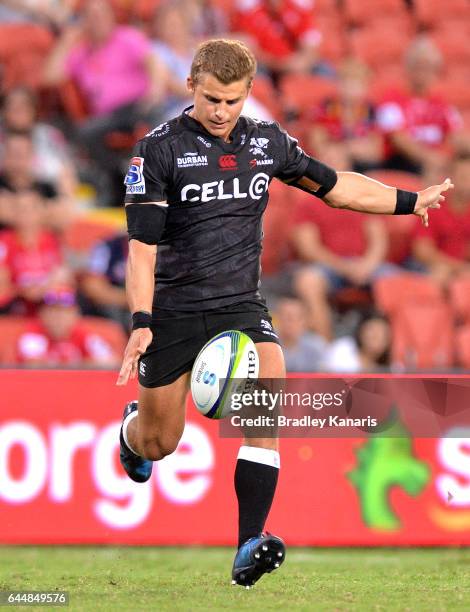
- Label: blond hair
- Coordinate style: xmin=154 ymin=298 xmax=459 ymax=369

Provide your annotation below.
xmin=191 ymin=39 xmax=257 ymax=86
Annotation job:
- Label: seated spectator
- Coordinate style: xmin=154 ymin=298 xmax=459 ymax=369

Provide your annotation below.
xmin=274 ymin=296 xmax=326 ymax=372
xmin=323 ymin=313 xmax=391 ymax=373
xmin=290 ymin=187 xmax=392 ymax=341
xmin=80 ymin=232 xmax=129 ymax=330
xmin=411 ymin=151 xmax=470 ymax=286
xmin=185 ymin=0 xmax=229 ymax=41
xmin=376 ymin=36 xmax=462 ymax=182
xmin=150 ymin=1 xmax=195 ymax=117
xmin=232 ymin=0 xmax=326 ymax=84
xmin=309 ymin=58 xmax=382 ymax=174
xmin=0 ymin=86 xmax=77 ymax=199
xmin=42 ymin=0 xmax=167 ymax=205
xmin=0 ymin=188 xmax=67 ymax=315
xmin=16 ymin=285 xmax=119 ymax=367
xmin=0 ymin=131 xmax=73 ymax=232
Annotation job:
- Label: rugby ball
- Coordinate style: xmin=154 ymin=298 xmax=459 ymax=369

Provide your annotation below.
xmin=191 ymin=330 xmax=259 ymax=419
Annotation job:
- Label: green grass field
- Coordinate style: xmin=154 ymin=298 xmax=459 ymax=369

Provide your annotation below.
xmin=1 ymin=547 xmax=469 ymax=611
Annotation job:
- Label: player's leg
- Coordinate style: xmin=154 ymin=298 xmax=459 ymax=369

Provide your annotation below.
xmin=120 ymin=308 xmax=206 ymax=482
xmin=119 ymin=373 xmax=189 ymax=482
xmin=128 ymin=373 xmax=190 ymax=459
xmin=233 ymin=341 xmax=286 ymax=587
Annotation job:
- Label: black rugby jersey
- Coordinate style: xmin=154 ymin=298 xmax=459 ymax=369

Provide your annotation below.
xmin=124 ymin=107 xmax=310 ymax=310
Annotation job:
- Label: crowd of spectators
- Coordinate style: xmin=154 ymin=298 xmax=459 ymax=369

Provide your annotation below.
xmin=0 ymin=0 xmax=469 ymax=371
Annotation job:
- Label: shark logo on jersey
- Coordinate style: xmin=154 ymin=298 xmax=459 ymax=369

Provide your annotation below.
xmin=124 ymin=157 xmax=146 ymax=194
xmin=146 ymin=122 xmax=170 ymax=137
xmin=249 ymin=137 xmax=269 ymax=157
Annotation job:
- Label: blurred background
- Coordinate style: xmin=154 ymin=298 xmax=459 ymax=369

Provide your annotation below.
xmin=0 ymin=0 xmax=469 ymax=374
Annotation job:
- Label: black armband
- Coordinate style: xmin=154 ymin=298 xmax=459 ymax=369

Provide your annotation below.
xmin=394 ymin=189 xmax=418 ymax=215
xmin=132 ymin=310 xmax=152 ymax=330
xmin=288 ymin=157 xmax=338 ymax=199
xmin=125 ymin=203 xmax=167 ymax=244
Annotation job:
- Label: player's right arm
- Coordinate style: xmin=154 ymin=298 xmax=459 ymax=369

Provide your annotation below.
xmin=116 ymin=236 xmax=157 ymax=386
xmin=116 ymin=136 xmax=170 ymax=385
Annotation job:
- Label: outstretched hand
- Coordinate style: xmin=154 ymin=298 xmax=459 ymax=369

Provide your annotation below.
xmin=116 ymin=328 xmax=153 ymax=386
xmin=415 ymin=177 xmax=454 ymax=227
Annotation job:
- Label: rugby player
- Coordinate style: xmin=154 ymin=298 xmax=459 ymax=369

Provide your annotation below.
xmin=116 ymin=39 xmax=452 ymax=588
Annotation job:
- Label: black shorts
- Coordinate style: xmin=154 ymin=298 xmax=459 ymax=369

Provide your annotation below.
xmin=138 ymin=301 xmax=280 ymax=388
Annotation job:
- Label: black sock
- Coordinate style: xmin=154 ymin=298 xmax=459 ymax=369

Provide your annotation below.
xmin=235 ymin=457 xmax=279 ymax=548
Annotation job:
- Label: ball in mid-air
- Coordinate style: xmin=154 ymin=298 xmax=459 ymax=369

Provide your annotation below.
xmin=191 ymin=330 xmax=259 ymax=419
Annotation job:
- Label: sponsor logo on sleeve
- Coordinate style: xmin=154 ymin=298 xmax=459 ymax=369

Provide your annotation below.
xmin=124 ymin=157 xmax=146 ymax=194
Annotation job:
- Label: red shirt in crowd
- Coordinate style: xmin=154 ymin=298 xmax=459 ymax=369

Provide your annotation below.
xmin=0 ymin=230 xmax=62 ymax=290
xmin=413 ymin=200 xmax=470 ymax=260
xmin=233 ymin=0 xmax=321 ymax=60
xmin=293 ymin=197 xmax=367 ymax=257
xmin=16 ymin=320 xmax=115 ymax=366
xmin=376 ymin=88 xmax=462 ymax=159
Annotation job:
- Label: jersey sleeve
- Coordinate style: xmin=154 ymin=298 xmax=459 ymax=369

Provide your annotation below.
xmin=274 ymin=124 xmax=310 ymax=181
xmin=124 ymin=139 xmax=170 ymax=204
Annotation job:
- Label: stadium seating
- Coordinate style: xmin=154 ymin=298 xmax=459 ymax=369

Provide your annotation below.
xmin=0 ymin=316 xmax=28 ymax=364
xmin=373 ymin=273 xmax=443 ymax=316
xmin=412 ymin=0 xmax=470 ymax=29
xmin=455 ymin=324 xmax=470 ymax=368
xmin=279 ymin=74 xmax=337 ymax=117
xmin=80 ymin=316 xmax=128 ymax=355
xmin=349 ymin=27 xmax=410 ymax=71
xmin=0 ymin=24 xmax=54 ymax=90
xmin=391 ymin=301 xmax=454 ymax=369
xmin=449 ymin=276 xmax=470 ymax=323
xmin=343 ymin=0 xmax=409 ymax=27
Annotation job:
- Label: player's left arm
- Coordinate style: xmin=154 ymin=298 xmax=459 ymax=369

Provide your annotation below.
xmin=293 ymin=164 xmax=453 ymax=228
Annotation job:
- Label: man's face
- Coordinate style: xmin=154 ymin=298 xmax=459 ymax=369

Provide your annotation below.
xmin=187 ymin=73 xmax=250 ymax=142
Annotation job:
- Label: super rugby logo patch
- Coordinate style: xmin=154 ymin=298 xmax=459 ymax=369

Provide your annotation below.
xmin=124 ymin=157 xmax=145 ymax=194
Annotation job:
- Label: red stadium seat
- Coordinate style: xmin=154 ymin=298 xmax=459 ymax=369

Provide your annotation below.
xmin=0 ymin=24 xmax=54 ymax=90
xmin=391 ymin=302 xmax=454 ymax=369
xmin=455 ymin=324 xmax=470 ymax=368
xmin=316 ymin=14 xmax=347 ymax=65
xmin=261 ymin=180 xmax=301 ymax=276
xmin=449 ymin=276 xmax=470 ymax=323
xmin=279 ymin=75 xmax=337 ymax=117
xmin=430 ymin=30 xmax=470 ymax=65
xmin=343 ymin=0 xmax=409 ymax=26
xmin=412 ymin=0 xmax=470 ymax=29
xmin=0 ymin=316 xmax=28 ymax=365
xmin=63 ymin=217 xmax=120 ymax=257
xmin=80 ymin=317 xmax=128 ymax=355
xmin=434 ymin=78 xmax=470 ymax=113
xmin=349 ymin=28 xmax=410 ymax=71
xmin=373 ymin=273 xmax=443 ymax=316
